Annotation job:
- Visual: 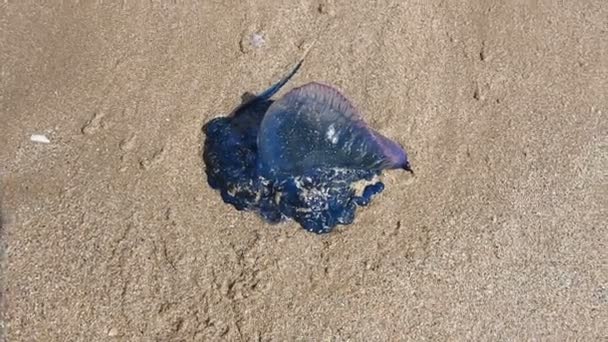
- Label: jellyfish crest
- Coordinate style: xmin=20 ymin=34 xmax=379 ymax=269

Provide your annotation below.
xmin=257 ymin=59 xmax=304 ymax=101
xmin=228 ymin=58 xmax=304 ymax=120
xmin=257 ymin=82 xmax=408 ymax=178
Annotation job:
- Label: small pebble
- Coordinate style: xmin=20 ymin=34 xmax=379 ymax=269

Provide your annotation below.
xmin=107 ymin=327 xmax=118 ymax=337
xmin=119 ymin=135 xmax=136 ymax=151
xmin=318 ymin=0 xmax=335 ymax=15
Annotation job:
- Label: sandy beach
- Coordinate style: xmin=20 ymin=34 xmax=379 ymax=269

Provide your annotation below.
xmin=1 ymin=1 xmax=606 ymax=340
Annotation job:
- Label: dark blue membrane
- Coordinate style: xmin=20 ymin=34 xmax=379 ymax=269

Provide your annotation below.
xmin=203 ymin=97 xmax=384 ymax=234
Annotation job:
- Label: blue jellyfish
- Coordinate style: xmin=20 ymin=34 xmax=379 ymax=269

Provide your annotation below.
xmin=203 ymin=60 xmax=412 ymax=233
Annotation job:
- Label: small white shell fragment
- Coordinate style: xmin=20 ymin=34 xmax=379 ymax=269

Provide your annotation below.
xmin=30 ymin=134 xmax=50 ymax=144
xmin=251 ymin=33 xmax=265 ymax=48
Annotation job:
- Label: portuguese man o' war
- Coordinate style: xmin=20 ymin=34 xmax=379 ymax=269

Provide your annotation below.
xmin=203 ymin=59 xmax=412 ymax=234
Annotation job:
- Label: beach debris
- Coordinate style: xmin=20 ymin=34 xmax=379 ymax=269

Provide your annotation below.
xmin=30 ymin=134 xmax=50 ymax=144
xmin=81 ymin=111 xmax=105 ymax=135
xmin=239 ymin=31 xmax=266 ymax=53
xmin=251 ymin=33 xmax=266 ymax=48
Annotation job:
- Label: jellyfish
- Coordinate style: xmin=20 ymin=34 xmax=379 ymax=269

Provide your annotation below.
xmin=203 ymin=60 xmax=412 ymax=233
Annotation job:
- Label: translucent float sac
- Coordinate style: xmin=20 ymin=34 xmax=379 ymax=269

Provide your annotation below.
xmin=202 ymin=63 xmax=411 ymax=234
xmin=257 ymin=82 xmax=411 ymax=178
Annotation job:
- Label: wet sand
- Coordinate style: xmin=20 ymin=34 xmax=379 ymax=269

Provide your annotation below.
xmin=1 ymin=1 xmax=606 ymax=340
